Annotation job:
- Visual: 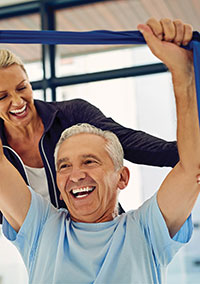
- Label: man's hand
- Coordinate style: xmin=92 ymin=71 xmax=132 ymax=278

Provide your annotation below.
xmin=137 ymin=18 xmax=193 ymax=81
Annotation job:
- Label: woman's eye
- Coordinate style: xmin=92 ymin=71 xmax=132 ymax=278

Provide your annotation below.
xmin=0 ymin=94 xmax=8 ymax=101
xmin=17 ymin=86 xmax=26 ymax=91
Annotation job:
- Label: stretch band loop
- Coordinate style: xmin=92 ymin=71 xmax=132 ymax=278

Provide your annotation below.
xmin=0 ymin=30 xmax=146 ymax=45
xmin=0 ymin=29 xmax=199 ymax=119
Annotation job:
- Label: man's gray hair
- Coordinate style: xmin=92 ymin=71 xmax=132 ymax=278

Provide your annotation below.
xmin=54 ymin=123 xmax=124 ymax=170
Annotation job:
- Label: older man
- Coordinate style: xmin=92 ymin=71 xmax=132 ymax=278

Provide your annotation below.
xmin=1 ymin=18 xmax=199 ymax=283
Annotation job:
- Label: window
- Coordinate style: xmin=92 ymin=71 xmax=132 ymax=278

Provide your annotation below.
xmin=0 ymin=0 xmax=35 ymax=7
xmin=0 ymin=13 xmax=43 ymax=82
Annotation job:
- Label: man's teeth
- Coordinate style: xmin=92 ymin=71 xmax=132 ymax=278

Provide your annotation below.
xmin=72 ymin=187 xmax=94 ymax=194
xmin=10 ymin=105 xmax=26 ymax=114
xmin=76 ymin=194 xmax=89 ymax=199
xmin=71 ymin=186 xmax=95 ymax=198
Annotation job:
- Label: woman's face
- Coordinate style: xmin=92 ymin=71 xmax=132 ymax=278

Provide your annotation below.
xmin=0 ymin=64 xmax=35 ymax=128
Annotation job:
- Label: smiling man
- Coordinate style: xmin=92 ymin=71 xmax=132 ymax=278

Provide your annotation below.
xmin=0 ymin=121 xmax=195 ymax=284
xmin=1 ymin=18 xmax=200 ymax=284
xmin=55 ymin=124 xmax=128 ymax=224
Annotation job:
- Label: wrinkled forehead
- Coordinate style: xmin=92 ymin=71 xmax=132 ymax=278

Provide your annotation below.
xmin=58 ymin=133 xmax=107 ymax=155
xmin=56 ymin=133 xmax=115 ymax=165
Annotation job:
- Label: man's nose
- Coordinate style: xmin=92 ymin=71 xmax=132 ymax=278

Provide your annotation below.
xmin=69 ymin=168 xmax=86 ymax=183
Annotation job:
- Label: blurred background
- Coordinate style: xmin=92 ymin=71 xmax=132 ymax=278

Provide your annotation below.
xmin=0 ymin=0 xmax=200 ymax=283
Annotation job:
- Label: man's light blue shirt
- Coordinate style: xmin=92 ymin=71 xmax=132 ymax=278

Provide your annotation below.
xmin=3 ymin=188 xmax=192 ymax=284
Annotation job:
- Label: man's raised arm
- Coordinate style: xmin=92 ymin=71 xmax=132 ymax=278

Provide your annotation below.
xmin=138 ymin=18 xmax=200 ymax=237
xmin=0 ymin=138 xmax=31 ymax=232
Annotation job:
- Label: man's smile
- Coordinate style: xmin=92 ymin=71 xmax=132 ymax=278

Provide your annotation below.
xmin=70 ymin=186 xmax=96 ymax=199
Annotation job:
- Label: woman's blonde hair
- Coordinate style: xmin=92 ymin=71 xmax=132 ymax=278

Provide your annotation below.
xmin=0 ymin=49 xmax=27 ymax=76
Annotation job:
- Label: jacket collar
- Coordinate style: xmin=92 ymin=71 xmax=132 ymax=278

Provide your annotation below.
xmin=34 ymin=99 xmax=59 ymax=133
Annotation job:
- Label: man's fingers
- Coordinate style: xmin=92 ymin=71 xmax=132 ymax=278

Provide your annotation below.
xmin=137 ymin=23 xmax=158 ymax=44
xmin=142 ymin=18 xmax=193 ymax=47
xmin=137 ymin=23 xmax=163 ymax=58
xmin=146 ymin=17 xmax=163 ymax=40
xmin=160 ymin=18 xmax=176 ymax=42
xmin=173 ymin=19 xmax=184 ymax=45
xmin=173 ymin=20 xmax=193 ymax=46
xmin=182 ymin=24 xmax=193 ymax=46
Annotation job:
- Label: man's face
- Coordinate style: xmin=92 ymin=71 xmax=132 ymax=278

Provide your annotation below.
xmin=56 ymin=133 xmax=127 ymax=223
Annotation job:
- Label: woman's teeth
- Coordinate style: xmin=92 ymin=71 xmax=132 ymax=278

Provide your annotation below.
xmin=10 ymin=105 xmax=26 ymax=116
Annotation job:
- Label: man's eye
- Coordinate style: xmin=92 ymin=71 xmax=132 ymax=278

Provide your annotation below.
xmin=84 ymin=160 xmax=97 ymax=165
xmin=59 ymin=163 xmax=71 ymax=171
xmin=0 ymin=94 xmax=8 ymax=101
xmin=60 ymin=164 xmax=68 ymax=169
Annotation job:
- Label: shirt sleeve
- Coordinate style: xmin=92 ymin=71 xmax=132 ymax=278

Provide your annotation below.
xmin=2 ymin=187 xmax=52 ymax=273
xmin=70 ymin=99 xmax=179 ymax=167
xmin=134 ymin=193 xmax=193 ymax=266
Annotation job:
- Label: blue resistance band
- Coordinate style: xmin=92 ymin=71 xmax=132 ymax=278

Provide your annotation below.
xmin=0 ymin=29 xmax=199 ymax=117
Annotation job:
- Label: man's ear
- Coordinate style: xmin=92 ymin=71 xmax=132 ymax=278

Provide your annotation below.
xmin=117 ymin=166 xmax=130 ymax=190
